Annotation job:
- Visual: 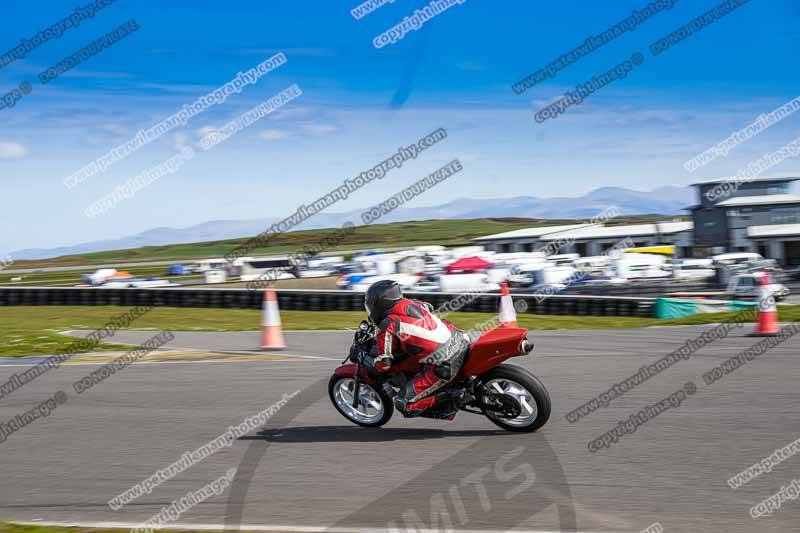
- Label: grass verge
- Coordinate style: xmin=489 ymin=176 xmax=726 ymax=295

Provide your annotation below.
xmin=2 ymin=305 xmax=798 ymax=358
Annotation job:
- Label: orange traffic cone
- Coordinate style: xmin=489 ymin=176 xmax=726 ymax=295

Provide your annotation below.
xmin=499 ymin=281 xmax=518 ymax=328
xmin=261 ymin=288 xmax=286 ymax=349
xmin=751 ymin=272 xmax=779 ymax=337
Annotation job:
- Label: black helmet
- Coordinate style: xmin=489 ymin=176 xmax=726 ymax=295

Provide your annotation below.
xmin=364 ymin=280 xmax=403 ymax=324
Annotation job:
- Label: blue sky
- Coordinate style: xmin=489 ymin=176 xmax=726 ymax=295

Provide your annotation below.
xmin=1 ymin=0 xmax=799 ymax=252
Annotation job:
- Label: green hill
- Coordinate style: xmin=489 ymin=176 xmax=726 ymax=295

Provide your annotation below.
xmin=10 ymin=215 xmax=685 ymax=270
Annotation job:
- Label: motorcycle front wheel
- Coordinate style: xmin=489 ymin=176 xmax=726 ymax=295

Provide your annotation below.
xmin=478 ymin=364 xmax=551 ymax=432
xmin=328 ymin=375 xmax=394 ymax=427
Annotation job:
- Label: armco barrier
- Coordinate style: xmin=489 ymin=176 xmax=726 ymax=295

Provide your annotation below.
xmin=0 ymin=287 xmax=656 ymax=317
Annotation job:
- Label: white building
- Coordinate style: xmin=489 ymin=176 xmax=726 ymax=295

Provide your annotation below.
xmin=474 ymin=221 xmax=694 ymax=258
xmin=472 ymin=224 xmax=590 ymax=253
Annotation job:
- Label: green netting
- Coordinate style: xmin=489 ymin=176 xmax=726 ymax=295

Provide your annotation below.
xmin=655 ymin=297 xmax=698 ymax=319
xmin=730 ymin=300 xmax=759 ymax=312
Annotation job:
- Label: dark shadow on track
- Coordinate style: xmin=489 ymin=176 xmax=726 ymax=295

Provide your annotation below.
xmin=243 ymin=425 xmax=510 ymax=443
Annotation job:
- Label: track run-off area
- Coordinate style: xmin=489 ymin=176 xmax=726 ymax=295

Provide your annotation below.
xmin=0 ymin=326 xmax=798 ymax=533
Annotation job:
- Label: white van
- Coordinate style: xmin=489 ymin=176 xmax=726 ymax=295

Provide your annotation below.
xmin=192 ymin=258 xmax=229 ymax=272
xmin=668 ymin=259 xmax=715 ymax=280
xmin=613 ymin=253 xmax=669 ymax=279
xmin=711 ymin=252 xmax=763 ymax=267
xmin=547 ymin=253 xmax=580 ymax=266
xmin=438 ymin=273 xmax=499 ymax=292
xmin=573 ymin=256 xmax=611 ymax=278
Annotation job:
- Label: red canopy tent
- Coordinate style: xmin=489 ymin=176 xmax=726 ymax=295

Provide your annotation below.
xmin=445 ymin=256 xmax=494 ymax=274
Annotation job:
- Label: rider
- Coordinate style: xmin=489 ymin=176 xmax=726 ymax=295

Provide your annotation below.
xmin=364 ymin=280 xmax=470 ymax=415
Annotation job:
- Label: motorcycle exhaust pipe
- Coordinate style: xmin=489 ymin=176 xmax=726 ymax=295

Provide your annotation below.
xmin=519 ymin=338 xmax=534 ymax=355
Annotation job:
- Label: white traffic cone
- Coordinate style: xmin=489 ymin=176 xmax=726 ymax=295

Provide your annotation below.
xmin=261 ymin=288 xmax=286 ymax=350
xmin=499 ymin=281 xmax=518 ymax=328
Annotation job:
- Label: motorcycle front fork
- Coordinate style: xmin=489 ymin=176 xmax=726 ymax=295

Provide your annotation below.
xmin=351 ymin=362 xmax=362 ymax=408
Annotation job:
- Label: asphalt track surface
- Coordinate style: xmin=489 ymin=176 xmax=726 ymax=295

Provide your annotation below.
xmin=1 ymin=326 xmax=799 ymax=532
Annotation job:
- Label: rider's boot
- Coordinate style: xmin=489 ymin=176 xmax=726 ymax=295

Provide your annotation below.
xmin=394 ymin=394 xmax=436 ymax=417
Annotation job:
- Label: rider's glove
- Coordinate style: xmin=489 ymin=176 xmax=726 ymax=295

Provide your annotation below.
xmin=419 ymin=301 xmax=434 ymax=313
xmin=349 ymin=344 xmax=361 ymax=360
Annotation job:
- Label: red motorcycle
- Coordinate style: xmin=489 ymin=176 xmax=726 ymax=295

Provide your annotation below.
xmin=328 ymin=321 xmax=551 ymax=432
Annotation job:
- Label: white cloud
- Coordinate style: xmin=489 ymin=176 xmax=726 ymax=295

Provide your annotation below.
xmin=99 ymin=124 xmax=130 ymax=136
xmin=301 ymin=123 xmax=338 ymax=136
xmin=173 ymin=131 xmax=190 ymax=151
xmin=273 ymin=106 xmax=315 ymax=120
xmin=193 ymin=126 xmax=218 ymax=148
xmin=196 ymin=126 xmax=218 ymax=139
xmin=0 ymin=142 xmax=28 ymax=159
xmin=134 ymin=82 xmax=217 ymax=94
xmin=259 ymin=129 xmax=291 ymax=141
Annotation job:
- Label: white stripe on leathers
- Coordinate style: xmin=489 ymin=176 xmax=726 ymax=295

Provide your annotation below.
xmin=397 ymin=314 xmax=452 ymax=344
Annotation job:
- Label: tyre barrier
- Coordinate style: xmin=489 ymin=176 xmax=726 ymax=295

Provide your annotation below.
xmin=566 ymin=280 xmax=716 ymax=298
xmin=0 ymin=287 xmax=656 ymax=317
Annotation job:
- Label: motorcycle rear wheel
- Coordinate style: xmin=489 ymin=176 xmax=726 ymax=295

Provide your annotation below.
xmin=478 ymin=364 xmax=551 ymax=432
xmin=329 ymin=375 xmax=394 ymax=427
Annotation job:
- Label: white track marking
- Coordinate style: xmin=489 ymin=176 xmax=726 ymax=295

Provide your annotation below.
xmin=17 ymin=520 xmax=571 ymax=533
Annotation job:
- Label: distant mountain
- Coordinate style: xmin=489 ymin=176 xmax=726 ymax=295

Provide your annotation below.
xmin=11 ymin=186 xmax=694 ymax=260
xmin=388 ymin=186 xmax=694 ymax=221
